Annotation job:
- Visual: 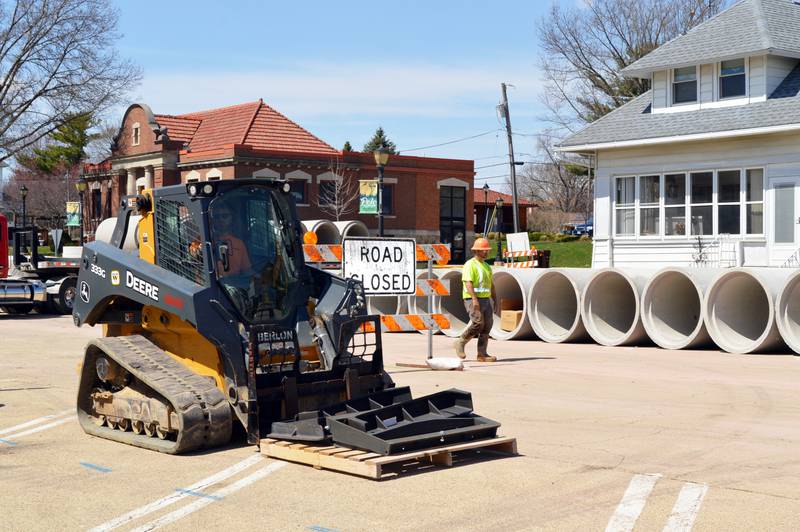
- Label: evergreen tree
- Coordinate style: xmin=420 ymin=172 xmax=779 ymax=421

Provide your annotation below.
xmin=18 ymin=113 xmax=93 ymax=173
xmin=362 ymin=127 xmax=397 ymax=154
xmin=342 ymin=141 xmax=353 ymax=152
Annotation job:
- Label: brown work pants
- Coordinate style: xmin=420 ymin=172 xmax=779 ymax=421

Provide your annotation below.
xmin=461 ymin=298 xmax=493 ymax=356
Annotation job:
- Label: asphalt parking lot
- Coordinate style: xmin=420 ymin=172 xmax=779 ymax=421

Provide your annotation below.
xmin=2 ymin=313 xmax=800 ymax=531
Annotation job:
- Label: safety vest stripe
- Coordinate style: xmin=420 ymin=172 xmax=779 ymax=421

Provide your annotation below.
xmin=414 ymin=279 xmax=450 ymax=296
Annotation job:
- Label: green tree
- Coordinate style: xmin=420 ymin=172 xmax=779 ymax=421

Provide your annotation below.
xmin=342 ymin=141 xmax=353 ymax=152
xmin=362 ymin=127 xmax=397 ymax=154
xmin=18 ymin=114 xmax=93 ymax=173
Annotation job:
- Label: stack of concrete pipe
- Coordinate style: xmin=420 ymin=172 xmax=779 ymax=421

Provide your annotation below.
xmin=333 ymin=220 xmax=369 ymax=241
xmin=430 ymin=264 xmax=800 ymax=356
xmin=301 ymin=220 xmax=340 ymax=244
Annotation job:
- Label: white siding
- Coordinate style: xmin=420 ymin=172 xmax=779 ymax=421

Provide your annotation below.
xmin=766 ymin=55 xmax=798 ymax=96
xmin=593 ymin=131 xmax=800 ymax=268
xmin=748 ymin=55 xmax=767 ymax=100
xmin=700 ymin=64 xmax=714 ymax=103
xmin=652 ymin=70 xmax=668 ymax=110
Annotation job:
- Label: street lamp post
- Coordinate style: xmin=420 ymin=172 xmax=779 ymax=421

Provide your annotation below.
xmin=373 ymin=147 xmax=390 ymax=237
xmin=482 ymin=183 xmax=490 ymax=235
xmin=495 ymin=197 xmax=504 ymax=259
xmin=75 ymin=177 xmax=88 ymax=245
xmin=19 ymin=184 xmax=28 ymax=250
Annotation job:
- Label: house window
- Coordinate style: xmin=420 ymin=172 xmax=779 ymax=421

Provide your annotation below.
xmin=132 ymin=123 xmax=140 ymax=146
xmin=614 ymin=176 xmax=635 ymax=235
xmin=745 ymin=168 xmax=764 ymax=234
xmin=664 ymin=173 xmax=686 ymax=235
xmin=717 ymin=170 xmax=741 ymax=234
xmin=690 ymin=172 xmax=713 ymax=235
xmin=318 ymin=180 xmax=336 ymax=206
xmin=288 ymin=180 xmax=306 ymax=204
xmin=91 ymin=189 xmax=102 ymax=220
xmin=673 ymin=66 xmax=697 ymax=104
xmin=381 ymin=184 xmax=394 ymax=215
xmin=639 ymin=175 xmax=660 ymax=235
xmin=719 ymin=58 xmax=746 ymax=99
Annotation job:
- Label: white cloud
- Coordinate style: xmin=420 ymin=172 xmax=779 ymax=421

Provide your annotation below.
xmin=133 ymin=62 xmax=545 ymax=120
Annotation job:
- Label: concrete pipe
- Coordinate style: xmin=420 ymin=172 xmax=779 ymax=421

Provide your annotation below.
xmin=94 ymin=215 xmax=141 ymax=253
xmin=367 ymin=294 xmax=405 ymax=316
xmin=776 ymin=270 xmax=800 ymax=355
xmin=333 ymin=220 xmax=369 ymax=241
xmin=641 ymin=267 xmax=720 ymax=350
xmin=528 ymin=268 xmax=594 ymax=343
xmin=411 ymin=269 xmax=442 ymax=335
xmin=489 ymin=268 xmax=540 ymax=341
xmin=704 ymin=268 xmax=792 ymax=354
xmin=438 ymin=269 xmax=470 ymax=338
xmin=301 ymin=220 xmax=340 ymax=244
xmin=581 ymin=268 xmax=654 ymax=346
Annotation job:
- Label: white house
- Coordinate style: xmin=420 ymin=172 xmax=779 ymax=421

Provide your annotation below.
xmin=559 ymin=0 xmax=800 ymax=268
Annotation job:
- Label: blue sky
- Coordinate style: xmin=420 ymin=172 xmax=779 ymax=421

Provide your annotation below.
xmin=115 ymin=1 xmax=554 ymax=189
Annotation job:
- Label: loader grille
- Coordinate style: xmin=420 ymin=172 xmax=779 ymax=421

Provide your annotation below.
xmin=154 ymin=200 xmax=208 ymax=286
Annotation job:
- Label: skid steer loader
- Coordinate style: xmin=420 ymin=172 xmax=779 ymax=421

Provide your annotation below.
xmin=72 ymin=179 xmax=499 ymax=455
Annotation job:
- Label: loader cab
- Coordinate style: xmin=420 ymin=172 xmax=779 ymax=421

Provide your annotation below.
xmin=207 ymin=184 xmax=302 ymax=323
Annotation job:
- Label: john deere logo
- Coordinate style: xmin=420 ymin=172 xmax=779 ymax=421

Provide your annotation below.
xmin=111 ymin=270 xmax=120 ymax=286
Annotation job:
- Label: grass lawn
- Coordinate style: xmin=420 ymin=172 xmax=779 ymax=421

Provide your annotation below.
xmin=487 ymin=239 xmax=593 ymax=268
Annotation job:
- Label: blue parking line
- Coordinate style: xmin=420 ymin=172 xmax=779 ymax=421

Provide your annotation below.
xmin=307 ymin=526 xmax=341 ymax=532
xmin=0 ymin=438 xmax=18 ymax=446
xmin=175 ymin=488 xmax=222 ymax=501
xmin=80 ymin=461 xmax=112 ymax=473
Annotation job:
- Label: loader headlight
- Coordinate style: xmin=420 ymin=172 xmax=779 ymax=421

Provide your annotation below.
xmin=188 ymin=184 xmax=198 ymax=196
xmin=203 ymin=183 xmax=214 ymax=195
xmin=282 ymin=182 xmax=291 ymax=193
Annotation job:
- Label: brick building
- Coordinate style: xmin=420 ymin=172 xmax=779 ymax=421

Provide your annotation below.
xmin=82 ymin=100 xmax=475 ymax=262
xmin=473 ymin=188 xmax=532 ymax=234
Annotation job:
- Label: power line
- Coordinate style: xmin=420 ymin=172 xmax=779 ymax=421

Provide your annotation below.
xmin=398 ymin=129 xmax=500 ymax=154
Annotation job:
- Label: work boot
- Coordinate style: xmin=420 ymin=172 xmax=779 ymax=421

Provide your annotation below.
xmin=476 ymin=335 xmax=495 ymax=362
xmin=477 ymin=354 xmax=497 ymax=362
xmin=453 ymin=337 xmax=467 ymax=359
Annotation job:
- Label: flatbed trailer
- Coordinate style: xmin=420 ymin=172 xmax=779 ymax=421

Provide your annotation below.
xmin=1 ymin=214 xmax=80 ymax=315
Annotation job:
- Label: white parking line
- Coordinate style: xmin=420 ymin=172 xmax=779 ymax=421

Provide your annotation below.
xmin=0 ymin=409 xmax=74 ymax=436
xmin=130 ymin=461 xmax=287 ymax=532
xmin=4 ymin=416 xmax=75 ymax=440
xmin=663 ymin=482 xmax=708 ymax=532
xmin=89 ymin=453 xmax=265 ymax=532
xmin=605 ymin=473 xmax=662 ymax=532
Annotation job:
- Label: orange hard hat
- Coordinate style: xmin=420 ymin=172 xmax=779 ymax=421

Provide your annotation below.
xmin=472 ymin=237 xmax=491 ymax=251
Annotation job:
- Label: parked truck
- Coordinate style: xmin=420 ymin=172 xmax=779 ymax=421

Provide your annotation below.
xmin=0 ymin=213 xmax=80 ymax=315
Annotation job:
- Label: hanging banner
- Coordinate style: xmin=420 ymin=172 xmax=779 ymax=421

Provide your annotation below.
xmin=359 ymin=180 xmax=379 ymax=214
xmin=66 ymin=201 xmax=81 ymax=227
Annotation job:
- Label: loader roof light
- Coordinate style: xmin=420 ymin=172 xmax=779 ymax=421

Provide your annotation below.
xmin=188 ymin=184 xmax=198 ymax=196
xmin=282 ymin=182 xmax=291 ymax=193
xmin=303 ymin=231 xmax=318 ymax=245
xmin=202 ymin=183 xmax=214 ymax=195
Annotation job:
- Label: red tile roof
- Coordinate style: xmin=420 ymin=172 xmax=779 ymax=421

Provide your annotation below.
xmin=473 ymin=188 xmax=534 ymax=206
xmin=153 ymin=99 xmax=338 ymax=155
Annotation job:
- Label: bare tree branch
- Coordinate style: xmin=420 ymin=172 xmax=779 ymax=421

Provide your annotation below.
xmin=317 ymin=158 xmax=359 ymax=221
xmin=537 ymin=0 xmax=727 ymax=130
xmin=0 ymin=0 xmax=141 ymax=163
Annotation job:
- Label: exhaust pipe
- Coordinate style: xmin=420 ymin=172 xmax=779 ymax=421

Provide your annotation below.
xmin=705 ymin=268 xmax=791 ymax=354
xmin=489 ymin=268 xmax=539 ymax=341
xmin=301 ymin=220 xmax=340 ymax=244
xmin=438 ymin=269 xmax=470 ymax=338
xmin=581 ymin=268 xmax=653 ymax=346
xmin=528 ymin=268 xmax=593 ymax=343
xmin=641 ymin=268 xmax=719 ymax=350
xmin=776 ymin=270 xmax=800 ymax=355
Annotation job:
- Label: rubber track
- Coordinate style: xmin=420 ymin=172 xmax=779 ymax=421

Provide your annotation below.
xmin=77 ymin=335 xmax=232 ymax=454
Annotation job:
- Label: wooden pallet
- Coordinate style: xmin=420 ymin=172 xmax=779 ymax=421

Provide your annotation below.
xmin=260 ymin=436 xmax=517 ymax=480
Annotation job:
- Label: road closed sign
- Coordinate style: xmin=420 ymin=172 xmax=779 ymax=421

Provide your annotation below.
xmin=343 ymin=238 xmax=416 ymax=295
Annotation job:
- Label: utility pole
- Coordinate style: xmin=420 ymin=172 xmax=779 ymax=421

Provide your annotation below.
xmin=500 ymin=83 xmax=519 ymax=233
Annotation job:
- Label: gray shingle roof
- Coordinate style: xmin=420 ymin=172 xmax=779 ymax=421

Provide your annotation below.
xmin=622 ymin=0 xmax=800 ymax=77
xmin=559 ymin=63 xmax=800 ymax=149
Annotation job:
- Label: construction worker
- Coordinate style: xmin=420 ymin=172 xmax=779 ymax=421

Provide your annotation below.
xmin=454 ymin=237 xmax=497 ymax=362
